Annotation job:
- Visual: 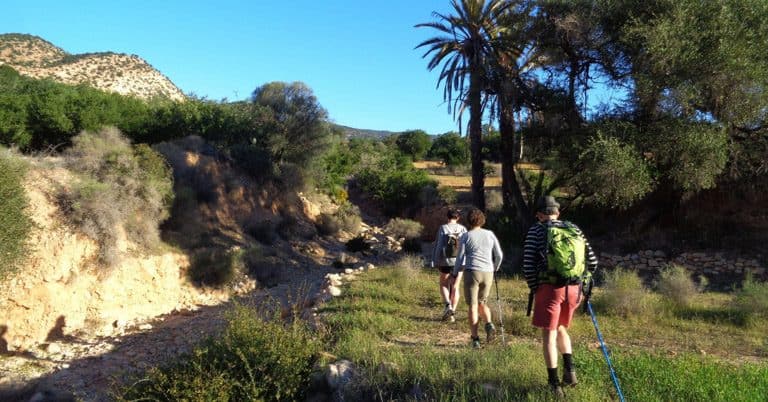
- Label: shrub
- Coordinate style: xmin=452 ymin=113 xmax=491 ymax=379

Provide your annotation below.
xmin=316 ymin=202 xmax=362 ymax=236
xmin=346 ymin=235 xmax=371 ymax=253
xmin=437 ymin=186 xmax=457 ymax=205
xmin=401 ymin=237 xmax=423 ymax=255
xmin=244 ymin=218 xmax=277 ymax=245
xmin=188 ymin=248 xmax=242 ymax=288
xmin=595 ymin=268 xmax=654 ymax=318
xmin=0 ymin=148 xmax=32 ymax=279
xmin=485 ymin=189 xmax=503 ymax=212
xmin=655 ymin=264 xmax=698 ymax=308
xmin=60 ymin=128 xmax=174 ymax=264
xmin=118 ymin=304 xmax=320 ymax=402
xmin=730 ymin=275 xmax=768 ymax=327
xmin=242 ymin=246 xmax=283 ymax=288
xmin=384 ymin=218 xmax=423 ymax=240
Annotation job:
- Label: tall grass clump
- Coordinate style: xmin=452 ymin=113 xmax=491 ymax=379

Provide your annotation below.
xmin=118 ymin=305 xmax=320 ymax=402
xmin=656 ymin=264 xmax=698 ymax=308
xmin=730 ymin=275 xmax=768 ymax=327
xmin=59 ymin=127 xmax=174 ymax=265
xmin=594 ymin=268 xmax=655 ymax=317
xmin=0 ymin=148 xmax=32 ymax=279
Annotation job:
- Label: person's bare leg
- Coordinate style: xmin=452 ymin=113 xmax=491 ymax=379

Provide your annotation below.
xmin=479 ymin=302 xmax=492 ymax=324
xmin=450 ymin=272 xmax=463 ymax=310
xmin=556 ymin=326 xmax=572 ymax=354
xmin=542 ymin=328 xmax=559 ymax=368
xmin=439 ymin=273 xmax=451 ymax=304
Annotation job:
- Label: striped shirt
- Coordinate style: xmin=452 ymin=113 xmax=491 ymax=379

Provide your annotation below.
xmin=522 ymin=219 xmax=598 ymax=290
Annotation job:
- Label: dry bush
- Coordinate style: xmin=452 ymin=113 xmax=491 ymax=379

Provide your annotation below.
xmin=384 ymin=218 xmax=424 ymax=240
xmin=345 ymin=235 xmax=371 ymax=253
xmin=401 ymin=237 xmax=424 ymax=255
xmin=244 ymin=218 xmax=277 ymax=245
xmin=594 ymin=268 xmax=655 ymax=318
xmin=242 ymin=246 xmax=284 ymax=288
xmin=655 ymin=264 xmax=698 ymax=308
xmin=316 ymin=202 xmax=362 ymax=236
xmin=188 ymin=248 xmax=242 ymax=288
xmin=60 ymin=127 xmax=173 ymax=265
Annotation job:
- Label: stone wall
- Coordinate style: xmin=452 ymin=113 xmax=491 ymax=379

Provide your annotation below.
xmin=599 ymin=250 xmax=767 ymax=279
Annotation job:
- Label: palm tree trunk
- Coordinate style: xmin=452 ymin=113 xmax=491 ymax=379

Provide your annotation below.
xmin=499 ymin=98 xmax=532 ymax=233
xmin=469 ymin=71 xmax=485 ymax=211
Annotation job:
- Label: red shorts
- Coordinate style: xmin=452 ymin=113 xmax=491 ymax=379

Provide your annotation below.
xmin=532 ymin=284 xmax=581 ymax=330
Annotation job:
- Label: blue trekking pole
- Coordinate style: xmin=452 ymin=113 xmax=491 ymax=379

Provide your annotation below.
xmin=586 ymin=300 xmax=626 ymax=402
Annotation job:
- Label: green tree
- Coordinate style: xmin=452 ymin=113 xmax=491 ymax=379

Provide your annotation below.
xmin=395 ymin=129 xmax=432 ymax=160
xmin=428 ymin=131 xmax=470 ymax=166
xmin=417 ymin=0 xmax=511 ymax=211
xmin=250 ymin=82 xmax=331 ymax=168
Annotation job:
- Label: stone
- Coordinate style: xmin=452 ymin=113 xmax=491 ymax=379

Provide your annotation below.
xmin=366 ymin=263 xmax=375 ymax=270
xmin=45 ymin=342 xmax=62 ymax=355
xmin=328 ymin=286 xmax=342 ymax=297
xmin=325 ymin=359 xmax=356 ymax=390
xmin=138 ymin=323 xmax=153 ymax=331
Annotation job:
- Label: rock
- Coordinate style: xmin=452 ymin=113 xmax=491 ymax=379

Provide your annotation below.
xmin=138 ymin=323 xmax=153 ymax=331
xmin=325 ymin=359 xmax=356 ymax=390
xmin=328 ymin=286 xmax=342 ymax=297
xmin=344 ymin=268 xmax=354 ymax=274
xmin=45 ymin=343 xmax=62 ymax=355
xmin=366 ymin=263 xmax=375 ymax=270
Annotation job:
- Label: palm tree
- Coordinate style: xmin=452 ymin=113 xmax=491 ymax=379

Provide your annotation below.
xmin=487 ymin=1 xmax=541 ymax=229
xmin=416 ymin=0 xmax=511 ymax=211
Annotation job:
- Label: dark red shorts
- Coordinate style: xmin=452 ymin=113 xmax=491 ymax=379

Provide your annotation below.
xmin=532 ymin=284 xmax=581 ymax=330
xmin=437 ymin=266 xmax=452 ymax=274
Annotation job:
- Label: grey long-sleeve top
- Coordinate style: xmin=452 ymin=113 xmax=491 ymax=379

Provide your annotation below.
xmin=432 ymin=222 xmax=467 ymax=267
xmin=452 ymin=228 xmax=503 ymax=275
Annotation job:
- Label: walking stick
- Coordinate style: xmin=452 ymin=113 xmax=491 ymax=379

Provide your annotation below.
xmin=526 ymin=290 xmax=534 ymax=317
xmin=493 ymin=271 xmax=506 ymax=344
xmin=586 ymin=300 xmax=626 ymax=402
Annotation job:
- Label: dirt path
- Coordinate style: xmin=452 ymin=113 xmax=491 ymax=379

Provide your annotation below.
xmin=0 ymin=262 xmax=335 ymax=402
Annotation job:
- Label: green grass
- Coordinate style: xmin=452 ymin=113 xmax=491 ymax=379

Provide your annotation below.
xmin=117 ymin=304 xmax=320 ymax=402
xmin=318 ymin=262 xmax=768 ymax=401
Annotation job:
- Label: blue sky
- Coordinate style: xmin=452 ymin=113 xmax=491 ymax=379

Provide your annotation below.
xmin=2 ymin=1 xmax=471 ymax=134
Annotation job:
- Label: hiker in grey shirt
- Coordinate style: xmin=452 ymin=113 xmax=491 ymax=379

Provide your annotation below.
xmin=432 ymin=208 xmax=467 ymax=322
xmin=450 ymin=208 xmax=503 ymax=348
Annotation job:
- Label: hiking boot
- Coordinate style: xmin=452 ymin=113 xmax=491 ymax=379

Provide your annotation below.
xmin=562 ymin=370 xmax=578 ymax=387
xmin=441 ymin=305 xmax=452 ymax=321
xmin=485 ymin=322 xmax=496 ymax=342
xmin=549 ymin=383 xmax=565 ymax=398
xmin=471 ymin=337 xmax=481 ymax=349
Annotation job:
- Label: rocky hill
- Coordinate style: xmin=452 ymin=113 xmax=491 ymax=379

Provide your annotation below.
xmin=0 ymin=33 xmax=185 ymax=101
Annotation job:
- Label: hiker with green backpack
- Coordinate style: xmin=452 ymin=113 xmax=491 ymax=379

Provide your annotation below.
xmin=523 ymin=196 xmax=598 ymax=397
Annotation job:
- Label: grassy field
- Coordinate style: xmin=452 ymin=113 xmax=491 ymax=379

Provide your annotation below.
xmin=318 ymin=257 xmax=768 ymax=401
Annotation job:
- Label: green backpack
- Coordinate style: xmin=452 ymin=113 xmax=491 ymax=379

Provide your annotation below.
xmin=540 ymin=221 xmax=587 ymax=285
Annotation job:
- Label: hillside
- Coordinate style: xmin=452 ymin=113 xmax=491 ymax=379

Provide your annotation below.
xmin=0 ymin=33 xmax=185 ymax=101
xmin=333 ymin=124 xmax=399 ymax=140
